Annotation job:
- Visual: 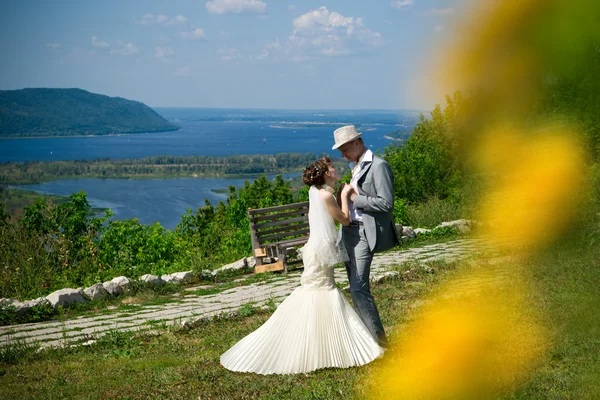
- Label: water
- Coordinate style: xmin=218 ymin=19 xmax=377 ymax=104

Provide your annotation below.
xmin=16 ymin=173 xmax=299 ymax=230
xmin=5 ymin=108 xmax=420 ymax=228
xmin=0 ymin=109 xmax=419 ymax=163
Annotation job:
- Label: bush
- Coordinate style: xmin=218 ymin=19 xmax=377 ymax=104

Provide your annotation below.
xmin=384 ymin=93 xmax=466 ymax=204
xmin=405 ymin=197 xmax=463 ymax=229
xmin=0 ymin=174 xmax=303 ymax=299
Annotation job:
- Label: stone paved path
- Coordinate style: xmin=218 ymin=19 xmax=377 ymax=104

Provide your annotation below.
xmin=0 ymin=238 xmax=494 ymax=349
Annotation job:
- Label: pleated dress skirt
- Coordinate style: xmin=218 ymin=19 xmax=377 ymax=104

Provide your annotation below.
xmin=220 ymin=285 xmax=384 ymax=375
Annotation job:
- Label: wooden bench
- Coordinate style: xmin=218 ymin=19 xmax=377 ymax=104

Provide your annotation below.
xmin=248 ymin=201 xmax=310 ymax=273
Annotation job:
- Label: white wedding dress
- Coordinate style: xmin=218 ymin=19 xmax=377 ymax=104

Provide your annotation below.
xmin=220 ymin=186 xmax=383 ymax=375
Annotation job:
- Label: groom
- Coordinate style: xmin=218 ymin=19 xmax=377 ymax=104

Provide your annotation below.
xmin=333 ymin=125 xmax=399 ymax=347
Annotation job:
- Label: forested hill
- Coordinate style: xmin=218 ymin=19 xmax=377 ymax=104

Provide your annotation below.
xmin=0 ymin=88 xmax=178 ymax=137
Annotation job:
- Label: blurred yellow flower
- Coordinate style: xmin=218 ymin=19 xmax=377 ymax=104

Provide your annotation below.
xmin=475 ymin=125 xmax=584 ymax=250
xmin=368 ymin=262 xmax=546 ymax=399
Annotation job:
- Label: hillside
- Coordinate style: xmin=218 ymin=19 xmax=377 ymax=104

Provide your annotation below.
xmin=0 ymin=88 xmax=178 ymax=137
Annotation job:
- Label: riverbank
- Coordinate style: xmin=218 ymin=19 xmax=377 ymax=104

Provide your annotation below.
xmin=0 ymin=128 xmax=180 ymax=140
xmin=0 ymin=188 xmax=107 ymax=220
xmin=0 ymin=153 xmax=333 ymax=185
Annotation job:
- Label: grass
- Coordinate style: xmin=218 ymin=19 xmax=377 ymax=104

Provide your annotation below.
xmin=1 ymin=237 xmax=597 ymax=399
xmin=0 ymin=257 xmax=462 ymax=400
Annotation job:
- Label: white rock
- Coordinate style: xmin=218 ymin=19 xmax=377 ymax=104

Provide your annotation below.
xmin=384 ymin=271 xmax=400 ymax=280
xmin=12 ymin=300 xmax=33 ymax=315
xmin=84 ymin=283 xmax=109 ymax=301
xmin=395 ymin=224 xmax=403 ymax=236
xmin=46 ymin=288 xmax=87 ymax=309
xmin=139 ymin=274 xmax=163 ymax=285
xmin=199 ymin=269 xmax=217 ymax=280
xmin=12 ymin=297 xmax=50 ymax=315
xmin=414 ymin=228 xmax=432 ymax=235
xmin=245 ymin=256 xmax=256 ymax=269
xmin=162 ymin=271 xmax=193 ymax=284
xmin=102 ymin=281 xmax=124 ymax=296
xmin=216 ymin=258 xmax=247 ymax=272
xmin=111 ymin=276 xmax=132 ymax=289
xmin=0 ymin=298 xmax=14 ymax=307
xmin=402 ymin=226 xmax=417 ymax=238
xmin=439 ymin=219 xmax=475 ymax=234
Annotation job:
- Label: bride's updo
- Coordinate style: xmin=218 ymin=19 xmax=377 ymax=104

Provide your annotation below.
xmin=302 ymin=157 xmax=332 ymax=186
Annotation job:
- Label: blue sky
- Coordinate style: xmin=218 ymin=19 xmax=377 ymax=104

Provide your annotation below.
xmin=0 ymin=0 xmax=462 ymax=109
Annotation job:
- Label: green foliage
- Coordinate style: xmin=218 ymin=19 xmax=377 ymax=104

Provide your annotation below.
xmin=98 ymin=219 xmax=187 ymax=279
xmin=393 ymin=198 xmax=407 ymax=225
xmin=383 ymin=92 xmax=465 ymax=204
xmin=0 ymin=172 xmax=306 ymax=300
xmin=404 ymin=197 xmax=464 ymax=229
xmin=0 ymin=153 xmax=324 ymax=185
xmin=540 ymin=39 xmax=600 ymax=162
xmin=238 ymin=303 xmax=257 ymax=317
xmin=0 ymin=301 xmax=55 ymax=326
xmin=414 ymin=225 xmax=461 ymax=239
xmin=0 ymin=338 xmax=38 ymax=365
xmin=0 ymin=88 xmax=177 ymax=137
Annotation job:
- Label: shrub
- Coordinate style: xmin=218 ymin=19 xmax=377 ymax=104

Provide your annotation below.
xmin=405 ymin=197 xmax=463 ymax=229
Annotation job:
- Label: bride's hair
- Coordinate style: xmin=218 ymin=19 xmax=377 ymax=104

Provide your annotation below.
xmin=302 ymin=157 xmax=332 ymax=186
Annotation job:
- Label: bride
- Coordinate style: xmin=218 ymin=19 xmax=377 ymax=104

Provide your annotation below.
xmin=220 ymin=157 xmax=384 ymax=375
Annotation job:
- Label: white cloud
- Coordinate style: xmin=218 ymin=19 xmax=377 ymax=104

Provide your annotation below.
xmin=287 ymin=7 xmax=382 ymax=59
xmin=265 ymin=39 xmax=281 ymax=50
xmin=176 ymin=66 xmax=191 ymax=76
xmin=91 ymin=36 xmax=110 ymax=48
xmin=154 ymin=46 xmax=175 ymax=61
xmin=426 ymin=8 xmax=454 ymax=15
xmin=46 ymin=42 xmax=60 ymax=49
xmin=111 ymin=41 xmax=139 ymax=55
xmin=218 ymin=47 xmax=242 ymax=62
xmin=391 ymin=0 xmax=413 ymax=9
xmin=206 ymin=0 xmax=266 ymax=15
xmin=254 ymin=7 xmax=381 ymax=62
xmin=180 ymin=28 xmax=207 ymax=40
xmin=434 ymin=24 xmax=445 ymax=32
xmin=138 ymin=14 xmax=188 ymax=25
xmin=256 ymin=49 xmax=269 ymax=60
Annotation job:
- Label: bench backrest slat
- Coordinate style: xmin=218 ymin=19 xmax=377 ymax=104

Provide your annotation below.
xmin=253 ymin=216 xmax=307 ymax=230
xmin=255 ymin=222 xmax=309 ymax=237
xmin=259 ymin=228 xmax=310 ymax=243
xmin=248 ymin=202 xmax=309 ymax=215
xmin=250 ymin=208 xmax=309 ymax=222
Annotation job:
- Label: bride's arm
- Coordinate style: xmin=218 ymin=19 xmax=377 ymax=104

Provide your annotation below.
xmin=321 ymin=189 xmax=351 ymax=226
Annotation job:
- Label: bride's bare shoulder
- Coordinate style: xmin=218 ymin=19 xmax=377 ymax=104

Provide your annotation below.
xmin=318 ymin=188 xmax=334 ymax=200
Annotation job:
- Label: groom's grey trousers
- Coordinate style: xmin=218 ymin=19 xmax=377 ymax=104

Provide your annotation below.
xmin=342 ymin=223 xmax=387 ymax=345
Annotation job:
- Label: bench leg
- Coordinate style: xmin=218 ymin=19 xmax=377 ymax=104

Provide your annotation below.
xmin=276 ymin=246 xmax=288 ymax=274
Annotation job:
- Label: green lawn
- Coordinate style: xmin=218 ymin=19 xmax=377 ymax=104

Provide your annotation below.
xmin=0 ymin=238 xmax=598 ymax=399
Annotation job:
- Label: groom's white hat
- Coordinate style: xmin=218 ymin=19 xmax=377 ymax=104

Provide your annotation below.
xmin=332 ymin=125 xmax=362 ymax=150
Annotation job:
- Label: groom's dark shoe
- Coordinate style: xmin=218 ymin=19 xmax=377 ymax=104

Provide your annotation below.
xmin=377 ymin=335 xmax=389 ymax=349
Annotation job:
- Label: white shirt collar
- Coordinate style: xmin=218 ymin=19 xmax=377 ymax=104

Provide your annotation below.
xmin=350 ymin=149 xmax=373 ymax=171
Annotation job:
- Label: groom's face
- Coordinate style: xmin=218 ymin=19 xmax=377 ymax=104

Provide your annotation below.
xmin=338 ymin=140 xmax=362 ymax=163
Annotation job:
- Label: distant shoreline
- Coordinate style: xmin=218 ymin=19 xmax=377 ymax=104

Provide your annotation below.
xmin=0 ymin=127 xmax=180 ymax=140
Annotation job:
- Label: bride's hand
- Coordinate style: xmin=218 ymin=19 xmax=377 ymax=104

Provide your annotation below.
xmin=341 ymin=184 xmax=355 ymax=197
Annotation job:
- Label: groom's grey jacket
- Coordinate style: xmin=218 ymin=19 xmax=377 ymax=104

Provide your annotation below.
xmin=351 ymin=155 xmax=400 ymax=253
